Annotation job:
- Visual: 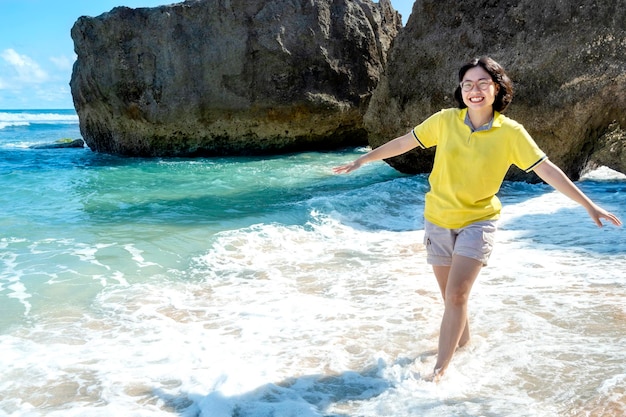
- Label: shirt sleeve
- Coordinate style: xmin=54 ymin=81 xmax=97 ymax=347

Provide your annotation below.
xmin=508 ymin=122 xmax=547 ymax=172
xmin=412 ymin=110 xmax=445 ymax=149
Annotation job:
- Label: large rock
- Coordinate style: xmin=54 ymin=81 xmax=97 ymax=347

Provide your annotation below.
xmin=70 ymin=0 xmax=401 ymax=156
xmin=366 ymin=0 xmax=626 ymax=181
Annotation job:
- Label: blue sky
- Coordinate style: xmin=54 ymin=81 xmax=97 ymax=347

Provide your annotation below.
xmin=0 ymin=0 xmax=414 ymax=109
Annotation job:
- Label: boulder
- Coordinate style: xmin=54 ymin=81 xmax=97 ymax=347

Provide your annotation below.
xmin=365 ymin=0 xmax=626 ymax=181
xmin=70 ymin=0 xmax=401 ymax=156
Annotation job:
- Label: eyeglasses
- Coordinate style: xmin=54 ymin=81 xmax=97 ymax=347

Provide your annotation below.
xmin=460 ymin=79 xmax=494 ymax=92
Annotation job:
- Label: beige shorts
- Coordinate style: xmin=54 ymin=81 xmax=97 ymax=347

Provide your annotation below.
xmin=423 ymin=219 xmax=497 ymax=266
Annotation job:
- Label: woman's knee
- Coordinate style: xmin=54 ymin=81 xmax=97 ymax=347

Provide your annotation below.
xmin=445 ymin=290 xmax=470 ymax=307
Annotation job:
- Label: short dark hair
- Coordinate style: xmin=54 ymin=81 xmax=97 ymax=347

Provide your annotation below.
xmin=454 ymin=56 xmax=514 ymax=113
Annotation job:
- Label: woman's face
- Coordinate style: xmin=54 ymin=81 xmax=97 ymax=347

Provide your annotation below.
xmin=460 ymin=66 xmax=499 ymax=111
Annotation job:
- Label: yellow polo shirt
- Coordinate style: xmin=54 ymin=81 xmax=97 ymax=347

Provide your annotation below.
xmin=412 ymin=108 xmax=547 ymax=229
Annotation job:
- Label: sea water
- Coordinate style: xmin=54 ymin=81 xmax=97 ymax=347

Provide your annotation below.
xmin=0 ymin=109 xmax=624 ymax=417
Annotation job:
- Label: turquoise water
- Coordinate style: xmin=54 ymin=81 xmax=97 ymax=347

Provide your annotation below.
xmin=0 ymin=111 xmax=401 ymax=328
xmin=1 ymin=110 xmax=625 ymax=416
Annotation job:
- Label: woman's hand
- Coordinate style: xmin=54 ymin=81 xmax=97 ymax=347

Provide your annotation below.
xmin=332 ymin=132 xmax=419 ymax=175
xmin=586 ymin=203 xmax=622 ymax=227
xmin=333 ymin=159 xmax=364 ymax=174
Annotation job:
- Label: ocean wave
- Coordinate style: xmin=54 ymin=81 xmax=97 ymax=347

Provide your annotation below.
xmin=581 ymin=165 xmax=626 ymax=181
xmin=0 ymin=121 xmax=30 ymax=130
xmin=0 ymin=111 xmax=78 ymax=129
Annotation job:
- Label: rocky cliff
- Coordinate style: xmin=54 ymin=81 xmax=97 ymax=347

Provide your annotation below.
xmin=70 ymin=0 xmax=401 ymax=156
xmin=366 ymin=0 xmax=626 ymax=180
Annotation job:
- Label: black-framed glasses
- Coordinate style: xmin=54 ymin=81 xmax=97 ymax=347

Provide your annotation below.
xmin=460 ymin=79 xmax=494 ymax=92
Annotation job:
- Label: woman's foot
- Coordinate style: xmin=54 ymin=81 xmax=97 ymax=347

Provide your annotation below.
xmin=424 ymin=367 xmax=444 ymax=383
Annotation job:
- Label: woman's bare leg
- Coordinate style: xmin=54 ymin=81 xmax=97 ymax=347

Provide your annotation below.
xmin=433 ymin=255 xmax=483 ymax=379
xmin=432 ymin=265 xmax=470 ymax=347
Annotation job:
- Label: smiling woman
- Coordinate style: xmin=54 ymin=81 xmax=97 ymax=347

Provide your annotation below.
xmin=459 ymin=69 xmax=498 ymax=128
xmin=333 ymin=55 xmax=622 ymax=381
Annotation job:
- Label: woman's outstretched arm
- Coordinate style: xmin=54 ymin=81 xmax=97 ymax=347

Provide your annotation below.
xmin=533 ymin=159 xmax=622 ymax=227
xmin=333 ymin=132 xmax=419 ymax=174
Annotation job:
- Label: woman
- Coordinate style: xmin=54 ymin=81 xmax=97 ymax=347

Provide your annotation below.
xmin=333 ymin=56 xmax=622 ymax=381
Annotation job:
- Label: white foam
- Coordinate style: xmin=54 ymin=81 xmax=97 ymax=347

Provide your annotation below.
xmin=123 ymin=244 xmax=159 ymax=268
xmin=581 ymin=165 xmax=626 ymax=181
xmin=0 ymin=121 xmax=30 ymax=129
xmin=6 ymin=281 xmax=32 ymax=316
xmin=0 ymin=248 xmax=32 ymax=316
xmin=1 ymin=225 xmax=624 ymax=416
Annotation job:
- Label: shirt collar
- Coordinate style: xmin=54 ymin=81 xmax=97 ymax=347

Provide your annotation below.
xmin=459 ymin=108 xmax=503 ymax=131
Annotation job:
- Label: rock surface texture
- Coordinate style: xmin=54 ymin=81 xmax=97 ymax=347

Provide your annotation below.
xmin=366 ymin=0 xmax=626 ymax=180
xmin=70 ymin=0 xmax=401 ymax=156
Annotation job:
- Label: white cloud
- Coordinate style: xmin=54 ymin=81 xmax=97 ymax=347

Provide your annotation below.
xmin=1 ymin=48 xmax=48 ymax=83
xmin=49 ymin=55 xmax=75 ymax=72
xmin=0 ymin=49 xmax=75 ymax=108
xmin=36 ymin=84 xmax=73 ymax=104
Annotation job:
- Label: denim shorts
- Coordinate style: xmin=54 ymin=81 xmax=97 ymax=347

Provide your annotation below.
xmin=423 ymin=219 xmax=497 ymax=266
